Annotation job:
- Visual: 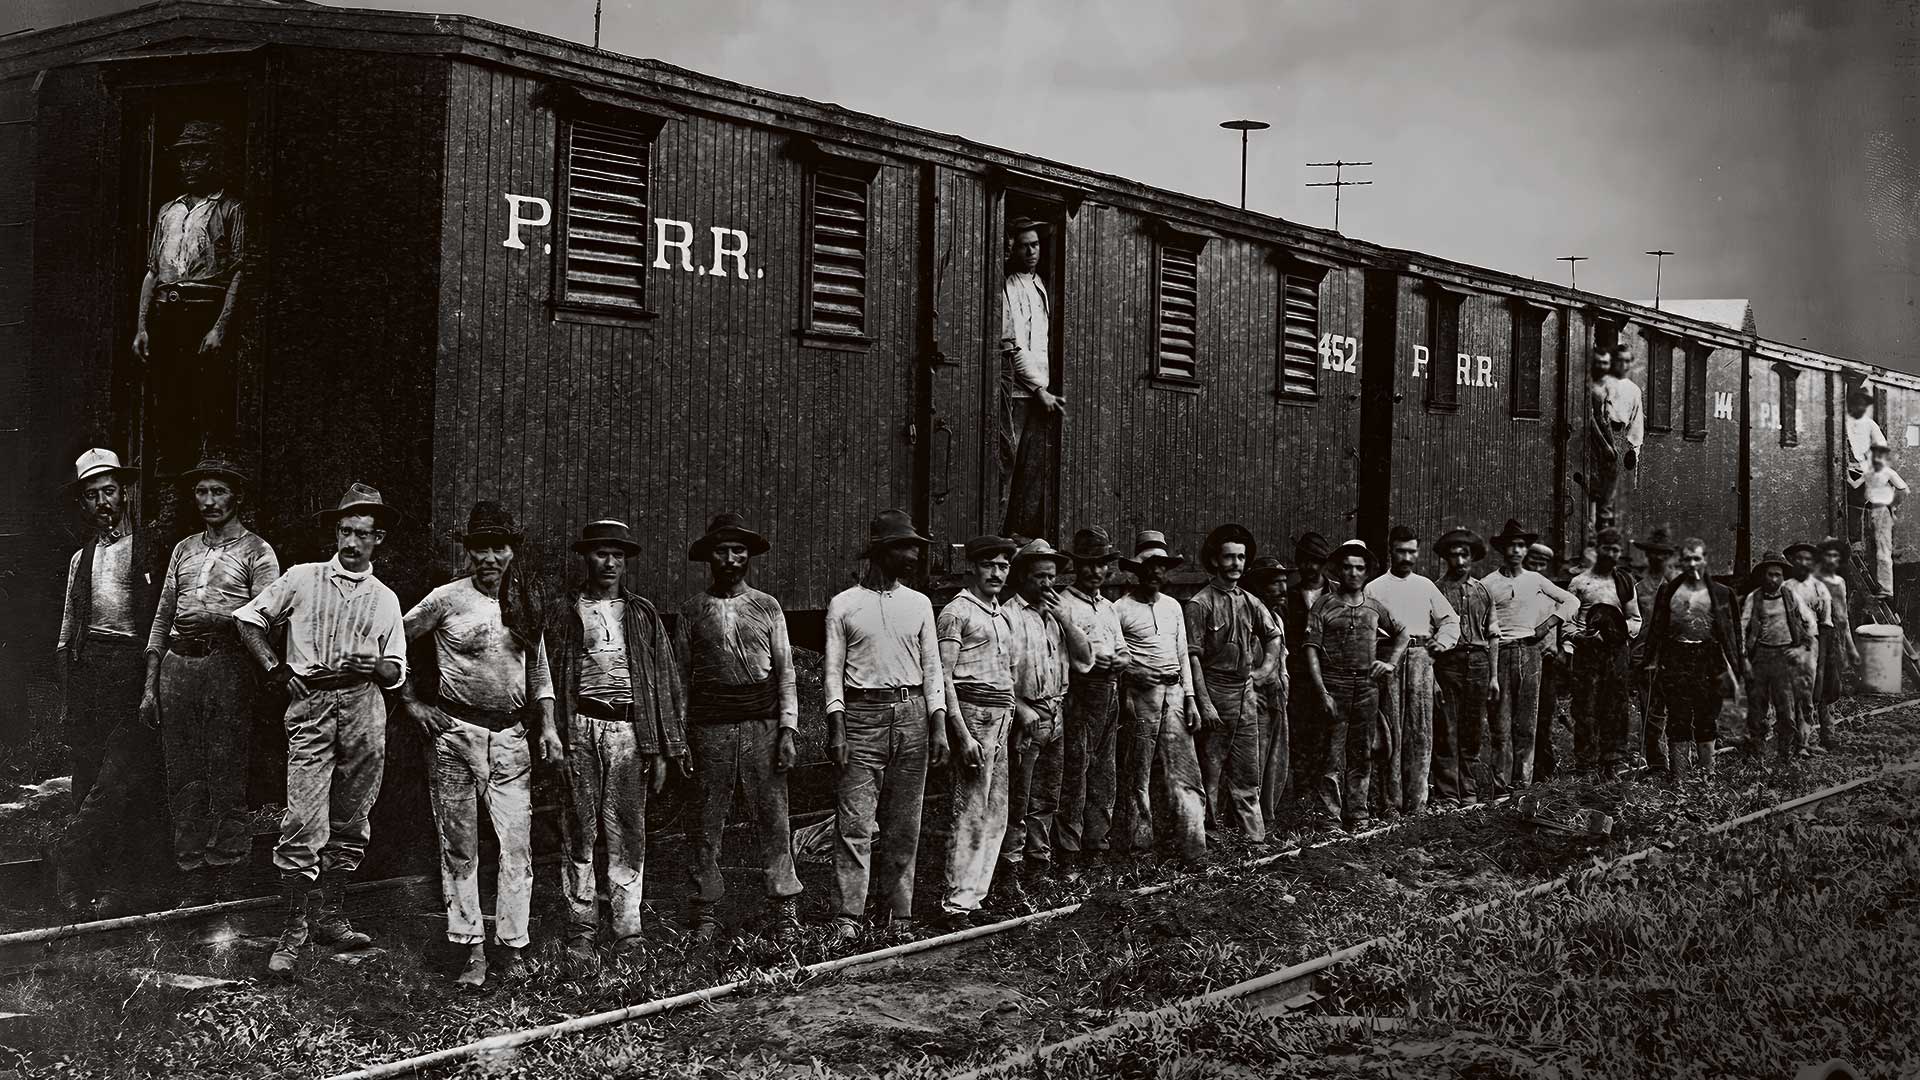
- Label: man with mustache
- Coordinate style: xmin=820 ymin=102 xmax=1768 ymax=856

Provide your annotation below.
xmin=1186 ymin=523 xmax=1284 ymax=841
xmin=1782 ymin=542 xmax=1835 ymax=758
xmin=1113 ymin=531 xmax=1206 ymax=864
xmin=1364 ymin=525 xmax=1459 ymax=817
xmin=1053 ymin=527 xmax=1130 ymax=876
xmin=936 ymin=534 xmax=1017 ymax=926
xmin=1812 ymin=538 xmax=1859 ymax=750
xmin=1281 ymin=533 xmax=1333 ymax=811
xmin=1566 ymin=527 xmax=1641 ymax=779
xmin=1431 ymin=528 xmax=1498 ymax=807
xmin=999 ymin=539 xmax=1092 ymax=891
xmin=823 ymin=509 xmax=949 ymax=941
xmin=1305 ymin=540 xmax=1411 ymax=831
xmin=402 ymin=502 xmax=559 ymax=987
xmin=1481 ymin=521 xmax=1577 ymax=796
xmin=1644 ymin=538 xmax=1738 ymax=784
xmin=1741 ymin=551 xmax=1817 ymax=769
xmin=1630 ymin=527 xmax=1680 ymax=777
xmin=234 ymin=483 xmax=407 ymax=977
xmin=142 ymin=457 xmax=279 ymax=905
xmin=677 ymin=513 xmax=802 ymax=945
xmin=1245 ymin=555 xmax=1293 ymax=823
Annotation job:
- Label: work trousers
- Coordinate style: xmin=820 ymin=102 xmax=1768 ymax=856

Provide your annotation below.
xmin=1867 ymin=505 xmax=1895 ymax=596
xmin=1197 ymin=679 xmax=1266 ymax=840
xmin=1570 ymin=637 xmax=1631 ymax=771
xmin=562 ymin=714 xmax=649 ymax=943
xmin=1535 ymin=649 xmax=1565 ymax=781
xmin=832 ymin=697 xmax=929 ymax=926
xmin=274 ymin=684 xmax=387 ymax=881
xmin=997 ymin=389 xmax=1055 ymax=540
xmin=427 ymin=712 xmax=532 ymax=948
xmin=1658 ymin=642 xmax=1725 ymax=744
xmin=1115 ymin=678 xmax=1206 ymax=862
xmin=1002 ymin=695 xmax=1065 ymax=870
xmin=943 ymin=702 xmax=1011 ymax=914
xmin=56 ymin=717 xmax=165 ymax=889
xmin=1792 ymin=632 xmax=1822 ymax=749
xmin=1492 ymin=639 xmax=1543 ymax=794
xmin=1633 ymin=639 xmax=1668 ymax=771
xmin=688 ymin=715 xmax=802 ymax=906
xmin=157 ymin=647 xmax=256 ymax=871
xmin=1056 ymin=674 xmax=1122 ymax=858
xmin=147 ymin=298 xmax=232 ymax=476
xmin=1381 ymin=646 xmax=1435 ymax=815
xmin=1746 ymin=645 xmax=1807 ymax=759
xmin=1255 ymin=674 xmax=1290 ymax=824
xmin=1286 ymin=655 xmax=1319 ymax=799
xmin=1432 ymin=647 xmax=1491 ymax=804
xmin=64 ymin=635 xmax=146 ymax=808
xmin=1318 ymin=670 xmax=1380 ymax=827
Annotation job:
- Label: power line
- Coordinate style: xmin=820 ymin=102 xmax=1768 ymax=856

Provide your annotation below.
xmin=1304 ymin=160 xmax=1373 ymax=233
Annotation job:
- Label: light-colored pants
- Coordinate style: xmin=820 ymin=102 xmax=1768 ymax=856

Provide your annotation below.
xmin=688 ymin=715 xmax=802 ymax=905
xmin=1058 ymin=674 xmax=1123 ymax=856
xmin=1383 ymin=645 xmax=1434 ymax=815
xmin=1868 ymin=504 xmax=1895 ymax=596
xmin=1003 ymin=695 xmax=1064 ymax=869
xmin=1198 ymin=680 xmax=1266 ymax=840
xmin=157 ymin=647 xmax=257 ymax=871
xmin=274 ymin=684 xmax=387 ymax=881
xmin=428 ymin=713 xmax=533 ymax=948
xmin=1493 ymin=640 xmax=1543 ymax=793
xmin=563 ymin=714 xmax=649 ymax=944
xmin=832 ymin=697 xmax=929 ymax=926
xmin=943 ymin=701 xmax=1011 ymax=914
xmin=1116 ymin=678 xmax=1206 ymax=862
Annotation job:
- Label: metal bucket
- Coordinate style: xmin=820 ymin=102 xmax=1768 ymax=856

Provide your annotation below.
xmin=1854 ymin=624 xmax=1904 ymax=695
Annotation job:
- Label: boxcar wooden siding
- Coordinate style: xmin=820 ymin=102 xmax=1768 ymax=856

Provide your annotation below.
xmin=1747 ymin=357 xmax=1833 ymax=557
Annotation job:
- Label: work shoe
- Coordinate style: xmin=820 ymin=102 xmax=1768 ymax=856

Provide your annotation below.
xmin=1669 ymin=742 xmax=1691 ymax=786
xmin=266 ymin=878 xmax=313 ymax=979
xmin=309 ymin=871 xmax=372 ymax=950
xmin=455 ymin=952 xmax=488 ymax=989
xmin=493 ymin=946 xmax=527 ymax=983
xmin=828 ymin=919 xmax=860 ymax=944
xmin=1696 ymin=741 xmax=1716 ymax=781
xmin=767 ymin=897 xmax=801 ymax=945
xmin=687 ymin=901 xmax=720 ymax=944
xmin=564 ymin=934 xmax=599 ymax=976
xmin=994 ymin=868 xmax=1027 ymax=904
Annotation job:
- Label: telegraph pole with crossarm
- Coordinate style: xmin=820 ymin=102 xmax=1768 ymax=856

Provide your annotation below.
xmin=1305 ymin=159 xmax=1373 ymax=233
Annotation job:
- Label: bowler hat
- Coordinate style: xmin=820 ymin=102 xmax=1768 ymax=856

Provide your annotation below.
xmin=1751 ymin=550 xmax=1792 ymax=578
xmin=865 ymin=508 xmax=932 ymax=554
xmin=180 ymin=456 xmax=249 ymax=490
xmin=1201 ymin=523 xmax=1258 ymax=566
xmin=166 ymin=119 xmax=229 ymax=151
xmin=1329 ymin=539 xmax=1374 ymax=567
xmin=963 ymin=534 xmax=1018 ymax=562
xmin=1491 ymin=518 xmax=1539 ymax=546
xmin=67 ymin=448 xmax=138 ymax=489
xmin=1293 ymin=531 xmax=1334 ymax=565
xmin=1632 ymin=526 xmax=1676 ymax=555
xmin=460 ymin=500 xmax=523 ymax=547
xmin=1067 ymin=526 xmax=1121 ymax=563
xmin=688 ymin=511 xmax=770 ymax=561
xmin=1006 ymin=216 xmax=1052 ymax=236
xmin=1432 ymin=527 xmax=1486 ymax=562
xmin=1782 ymin=541 xmax=1819 ymax=562
xmin=1120 ymin=529 xmax=1185 ymax=573
xmin=314 ymin=482 xmax=400 ymax=529
xmin=1245 ymin=555 xmax=1291 ymax=584
xmin=573 ymin=519 xmax=641 ymax=556
xmin=1012 ymin=537 xmax=1072 ymax=575
xmin=1848 ymin=386 xmax=1875 ymax=406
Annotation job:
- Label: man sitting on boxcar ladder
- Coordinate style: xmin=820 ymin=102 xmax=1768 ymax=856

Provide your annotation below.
xmin=1586 ymin=343 xmax=1643 ymax=529
xmin=1843 ymin=387 xmax=1886 ymax=550
xmin=998 ymin=217 xmax=1065 ymax=540
xmin=131 ymin=120 xmax=249 ymax=477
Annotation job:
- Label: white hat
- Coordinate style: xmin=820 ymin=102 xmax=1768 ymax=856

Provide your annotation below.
xmin=68 ymin=448 xmax=136 ymax=489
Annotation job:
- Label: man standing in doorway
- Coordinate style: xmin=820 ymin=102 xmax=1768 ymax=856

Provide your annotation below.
xmin=144 ymin=458 xmax=279 ymax=905
xmin=1000 ymin=539 xmax=1091 ymax=889
xmin=1187 ymin=524 xmax=1285 ymax=841
xmin=1431 ymin=528 xmax=1498 ymax=808
xmin=998 ymin=217 xmax=1063 ymax=539
xmin=1645 ymin=538 xmax=1738 ymax=784
xmin=1054 ymin=527 xmax=1129 ymax=875
xmin=132 ymin=120 xmax=249 ymax=475
xmin=1481 ymin=520 xmax=1577 ymax=796
xmin=823 ymin=509 xmax=949 ymax=941
xmin=233 ymin=483 xmax=407 ymax=978
xmin=1587 ymin=342 xmax=1644 ymax=527
xmin=1304 ymin=540 xmax=1410 ymax=831
xmin=1364 ymin=526 xmax=1459 ymax=817
xmin=936 ymin=535 xmax=1017 ymax=927
xmin=1631 ymin=527 xmax=1680 ymax=777
xmin=1844 ymin=387 xmax=1887 ymax=547
xmin=1112 ymin=531 xmax=1206 ymax=865
xmin=1566 ymin=527 xmax=1641 ymax=779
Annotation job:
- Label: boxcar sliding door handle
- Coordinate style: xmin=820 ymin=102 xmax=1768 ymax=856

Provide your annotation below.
xmin=932 ymin=418 xmax=954 ymax=504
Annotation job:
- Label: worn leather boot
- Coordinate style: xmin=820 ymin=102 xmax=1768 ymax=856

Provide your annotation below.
xmin=309 ymin=871 xmax=372 ymax=950
xmin=687 ymin=900 xmax=720 ymax=944
xmin=266 ymin=877 xmax=313 ymax=978
xmin=1669 ymin=740 xmax=1690 ymax=786
xmin=1695 ymin=741 xmax=1716 ymax=781
xmin=768 ymin=896 xmax=800 ymax=945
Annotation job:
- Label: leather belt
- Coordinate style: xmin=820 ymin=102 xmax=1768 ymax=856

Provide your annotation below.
xmin=155 ymin=285 xmax=224 ymax=304
xmin=845 ymin=686 xmax=921 ymax=704
xmin=575 ymin=696 xmax=632 ymax=722
xmin=168 ymin=635 xmax=240 ymax=658
xmin=1407 ymin=636 xmax=1432 ymax=647
xmin=303 ymin=671 xmax=371 ymax=691
xmin=1127 ymin=669 xmax=1181 ymax=686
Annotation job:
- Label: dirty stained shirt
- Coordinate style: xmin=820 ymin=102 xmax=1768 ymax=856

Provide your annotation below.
xmin=231 ymin=557 xmax=407 ymax=687
xmin=403 ymin=577 xmax=553 ymax=711
xmin=937 ymin=589 xmax=1015 ymax=692
xmin=60 ymin=530 xmax=138 ymax=647
xmin=676 ymin=585 xmax=799 ymax=730
xmin=1479 ymin=569 xmax=1579 ymax=643
xmin=1184 ymin=582 xmax=1283 ymax=686
xmin=576 ymin=598 xmax=634 ymax=705
xmin=823 ymin=583 xmax=946 ymax=714
xmin=148 ymin=529 xmax=279 ymax=652
xmin=1114 ymin=592 xmax=1192 ymax=692
xmin=149 ymin=191 xmax=247 ymax=287
xmin=1056 ymin=585 xmax=1128 ymax=674
xmin=1001 ymin=272 xmax=1050 ymax=397
xmin=1006 ymin=593 xmax=1068 ymax=703
xmin=1306 ymin=592 xmax=1407 ymax=674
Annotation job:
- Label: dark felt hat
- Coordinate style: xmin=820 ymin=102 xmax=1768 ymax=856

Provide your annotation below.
xmin=1293 ymin=531 xmax=1334 ymax=565
xmin=1782 ymin=541 xmax=1820 ymax=562
xmin=573 ymin=518 xmax=641 ymax=555
xmin=1848 ymin=386 xmax=1875 ymax=406
xmin=865 ymin=508 xmax=932 ymax=554
xmin=1491 ymin=518 xmax=1539 ymax=546
xmin=180 ymin=456 xmax=249 ymax=490
xmin=166 ymin=120 xmax=229 ymax=151
xmin=1245 ymin=555 xmax=1292 ymax=585
xmin=1201 ymin=523 xmax=1258 ymax=566
xmin=1120 ymin=529 xmax=1185 ymax=573
xmin=1013 ymin=537 xmax=1073 ymax=574
xmin=1433 ymin=527 xmax=1487 ymax=562
xmin=1067 ymin=526 xmax=1121 ymax=563
xmin=688 ymin=511 xmax=770 ymax=561
xmin=1817 ymin=535 xmax=1849 ymax=557
xmin=1751 ymin=550 xmax=1792 ymax=578
xmin=1006 ymin=215 xmax=1052 ymax=235
xmin=1594 ymin=527 xmax=1624 ymax=547
xmin=1632 ymin=526 xmax=1676 ymax=555
xmin=314 ymin=482 xmax=400 ymax=529
xmin=963 ymin=534 xmax=1018 ymax=562
xmin=459 ymin=500 xmax=522 ymax=547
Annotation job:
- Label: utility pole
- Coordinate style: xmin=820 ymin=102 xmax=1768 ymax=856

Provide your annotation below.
xmin=1645 ymin=249 xmax=1674 ymax=308
xmin=1218 ymin=120 xmax=1270 ymax=211
xmin=1305 ymin=160 xmax=1373 ymax=233
xmin=1557 ymin=255 xmax=1588 ymax=290
xmin=593 ymin=0 xmax=603 ymax=48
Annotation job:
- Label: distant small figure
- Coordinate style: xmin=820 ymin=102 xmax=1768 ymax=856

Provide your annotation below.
xmin=1812 ymin=537 xmax=1858 ymax=749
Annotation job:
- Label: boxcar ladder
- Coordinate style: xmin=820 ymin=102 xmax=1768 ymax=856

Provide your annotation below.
xmin=1847 ymin=547 xmax=1920 ymax=686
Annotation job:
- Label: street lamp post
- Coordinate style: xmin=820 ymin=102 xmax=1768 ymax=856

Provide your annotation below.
xmin=1219 ymin=120 xmax=1270 ymax=210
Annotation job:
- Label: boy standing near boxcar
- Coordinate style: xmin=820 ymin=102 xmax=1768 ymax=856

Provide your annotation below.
xmin=1187 ymin=524 xmax=1284 ymax=841
xmin=677 ymin=513 xmax=802 ymax=944
xmin=1481 ymin=521 xmax=1577 ymax=796
xmin=1783 ymin=542 xmax=1835 ymax=757
xmin=1305 ymin=540 xmax=1410 ymax=831
xmin=1741 ymin=552 xmax=1818 ymax=768
xmin=1000 ymin=540 xmax=1091 ymax=887
xmin=1363 ymin=525 xmax=1458 ymax=817
xmin=1113 ymin=531 xmax=1207 ymax=865
xmin=937 ymin=535 xmax=1017 ymax=925
xmin=1814 ymin=537 xmax=1859 ymax=748
xmin=1432 ymin=528 xmax=1498 ymax=808
xmin=1054 ymin=527 xmax=1130 ymax=875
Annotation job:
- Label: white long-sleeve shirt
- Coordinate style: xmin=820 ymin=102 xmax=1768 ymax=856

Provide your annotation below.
xmin=823 ymin=582 xmax=946 ymax=714
xmin=1001 ymin=272 xmax=1050 ymax=397
xmin=1600 ymin=374 xmax=1645 ymax=451
xmin=1363 ymin=571 xmax=1460 ymax=650
xmin=1847 ymin=414 xmax=1888 ymax=476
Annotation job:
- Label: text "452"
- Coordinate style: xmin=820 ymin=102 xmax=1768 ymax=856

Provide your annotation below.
xmin=1319 ymin=333 xmax=1359 ymax=373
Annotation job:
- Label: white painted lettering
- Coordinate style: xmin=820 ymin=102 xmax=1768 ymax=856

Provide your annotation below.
xmin=500 ymin=194 xmax=551 ymax=250
xmin=1456 ymin=353 xmax=1472 ymax=386
xmin=653 ymin=218 xmax=695 ymax=271
xmin=708 ymin=227 xmax=750 ymax=279
xmin=1475 ymin=354 xmax=1493 ymax=388
xmin=1713 ymin=391 xmax=1735 ymax=420
xmin=1412 ymin=345 xmax=1429 ymax=379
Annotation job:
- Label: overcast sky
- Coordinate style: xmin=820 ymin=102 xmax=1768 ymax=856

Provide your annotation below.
xmin=14 ymin=0 xmax=1920 ymax=368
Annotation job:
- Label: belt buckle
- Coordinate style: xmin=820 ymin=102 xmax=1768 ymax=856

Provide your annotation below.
xmin=893 ymin=686 xmax=910 ymax=702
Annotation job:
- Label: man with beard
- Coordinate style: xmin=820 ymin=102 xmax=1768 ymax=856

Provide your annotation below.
xmin=1813 ymin=538 xmax=1859 ymax=749
xmin=1304 ymin=540 xmax=1410 ymax=831
xmin=51 ymin=449 xmax=167 ymax=916
xmin=1481 ymin=521 xmax=1576 ymax=796
xmin=143 ymin=458 xmax=279 ymax=904
xmin=1186 ymin=524 xmax=1285 ymax=841
xmin=1282 ymin=533 xmax=1333 ymax=812
xmin=1364 ymin=525 xmax=1459 ymax=817
xmin=402 ymin=502 xmax=560 ymax=987
xmin=1431 ymin=528 xmax=1498 ymax=808
xmin=1645 ymin=539 xmax=1738 ymax=784
xmin=1245 ymin=555 xmax=1293 ymax=823
xmin=998 ymin=218 xmax=1064 ymax=537
xmin=234 ymin=483 xmax=408 ymax=977
xmin=1741 ymin=552 xmax=1817 ymax=769
xmin=545 ymin=520 xmax=685 ymax=967
xmin=1054 ymin=527 xmax=1130 ymax=875
xmin=936 ymin=535 xmax=1017 ymax=927
xmin=1566 ymin=528 xmax=1641 ymax=778
xmin=1113 ymin=531 xmax=1206 ymax=865
xmin=1631 ymin=527 xmax=1680 ymax=776
xmin=824 ymin=509 xmax=949 ymax=940
xmin=1783 ymin=542 xmax=1835 ymax=758
xmin=677 ymin=513 xmax=802 ymax=944
xmin=131 ymin=121 xmax=250 ymax=474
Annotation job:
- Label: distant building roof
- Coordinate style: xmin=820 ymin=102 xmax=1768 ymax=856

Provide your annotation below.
xmin=1628 ymin=299 xmax=1755 ymax=335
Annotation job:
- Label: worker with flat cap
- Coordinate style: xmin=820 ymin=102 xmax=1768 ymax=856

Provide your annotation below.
xmin=935 ymin=533 xmax=1018 ymax=927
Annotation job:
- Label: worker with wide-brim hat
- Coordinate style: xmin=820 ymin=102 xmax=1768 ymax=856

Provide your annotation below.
xmin=1741 ymin=550 xmax=1816 ymax=769
xmin=1118 ymin=529 xmax=1185 ymax=575
xmin=1187 ymin=523 xmax=1283 ymax=842
xmin=1480 ymin=518 xmax=1576 ymax=797
xmin=1432 ymin=525 xmax=1499 ymax=808
xmin=1302 ymin=538 xmax=1410 ymax=831
xmin=1111 ymin=528 xmax=1207 ymax=865
xmin=1053 ymin=526 xmax=1132 ymax=876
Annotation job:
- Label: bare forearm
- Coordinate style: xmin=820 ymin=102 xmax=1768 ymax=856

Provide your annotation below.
xmin=236 ymin=621 xmax=278 ymax=673
xmin=215 ymin=270 xmax=243 ymax=332
xmin=136 ymin=272 xmax=156 ymax=332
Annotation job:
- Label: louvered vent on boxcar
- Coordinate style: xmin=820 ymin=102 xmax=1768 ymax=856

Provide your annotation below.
xmin=1647 ymin=336 xmax=1674 ymax=432
xmin=1683 ymin=344 xmax=1708 ymax=438
xmin=810 ymin=171 xmax=868 ymax=336
xmin=1280 ymin=274 xmax=1319 ymax=398
xmin=1511 ymin=308 xmax=1543 ymax=419
xmin=1157 ymin=246 xmax=1199 ymax=381
xmin=563 ymin=119 xmax=649 ymax=309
